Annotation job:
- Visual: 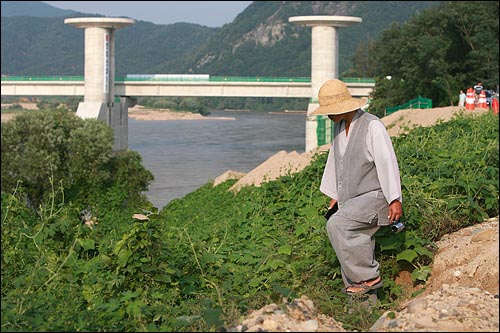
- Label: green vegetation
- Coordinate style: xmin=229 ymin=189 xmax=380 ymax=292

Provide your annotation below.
xmin=2 ymin=109 xmax=498 ymax=331
xmin=0 ymin=16 xmax=217 ymax=76
xmin=135 ymin=97 xmax=209 ymax=116
xmin=137 ymin=96 xmax=309 ymax=114
xmin=1 ymin=1 xmax=499 ymax=330
xmin=1 ymin=109 xmax=154 ymax=210
xmin=357 ymin=1 xmax=499 ymax=116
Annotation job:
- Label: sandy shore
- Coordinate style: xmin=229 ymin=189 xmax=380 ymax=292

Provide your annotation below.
xmin=1 ymin=104 xmax=236 ymax=122
xmin=128 ymin=105 xmax=235 ymax=121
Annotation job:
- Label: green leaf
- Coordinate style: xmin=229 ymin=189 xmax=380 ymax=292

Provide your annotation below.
xmin=396 ymin=249 xmax=418 ymax=264
xmin=269 ymin=259 xmax=286 ymax=269
xmin=301 ymin=207 xmax=319 ymax=219
xmin=140 ymin=264 xmax=156 ymax=273
xmin=117 ymin=248 xmax=133 ymax=266
xmin=411 ymin=266 xmax=431 ymax=282
xmin=80 ymin=238 xmax=95 ymax=251
xmin=202 ymin=307 xmax=223 ymax=328
xmin=295 ymin=224 xmax=307 ymax=237
xmin=154 ymin=274 xmax=172 ymax=283
xmin=277 ymin=245 xmax=292 ymax=255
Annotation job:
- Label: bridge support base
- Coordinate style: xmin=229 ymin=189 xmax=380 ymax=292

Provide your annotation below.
xmin=76 ymin=97 xmax=136 ymax=152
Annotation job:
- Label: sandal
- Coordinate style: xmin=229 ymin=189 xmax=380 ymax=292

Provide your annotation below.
xmin=342 ymin=277 xmax=383 ymax=295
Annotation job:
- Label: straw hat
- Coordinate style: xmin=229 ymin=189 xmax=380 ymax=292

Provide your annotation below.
xmin=310 ymin=79 xmax=367 ymax=116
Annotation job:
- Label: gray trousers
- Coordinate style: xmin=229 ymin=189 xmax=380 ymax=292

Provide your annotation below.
xmin=326 ymin=213 xmax=380 ymax=287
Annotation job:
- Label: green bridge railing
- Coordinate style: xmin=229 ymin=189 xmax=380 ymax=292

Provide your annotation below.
xmin=1 ymin=76 xmax=377 ymax=84
xmin=385 ymin=96 xmax=432 ymax=116
xmin=1 ymin=76 xmax=85 ymax=81
xmin=209 ymin=76 xmax=310 ymax=82
xmin=317 ymin=115 xmax=333 ymax=147
xmin=1 ymin=75 xmax=312 ymax=82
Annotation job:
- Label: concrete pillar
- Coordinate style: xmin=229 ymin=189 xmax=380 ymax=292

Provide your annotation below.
xmin=65 ymin=17 xmax=135 ymax=151
xmin=289 ymin=16 xmax=362 ymax=152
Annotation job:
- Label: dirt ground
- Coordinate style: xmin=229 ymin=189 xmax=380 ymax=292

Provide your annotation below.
xmin=381 ymin=105 xmax=491 ymax=136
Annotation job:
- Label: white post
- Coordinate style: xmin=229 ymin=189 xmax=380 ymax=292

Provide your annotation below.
xmin=65 ymin=17 xmax=135 ymax=151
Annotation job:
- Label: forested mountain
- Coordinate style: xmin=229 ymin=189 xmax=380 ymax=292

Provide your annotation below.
xmin=172 ymin=1 xmax=441 ymax=76
xmin=1 ymin=1 xmax=440 ymax=77
xmin=1 ymin=1 xmax=75 ymax=17
xmin=1 ymin=15 xmax=218 ymax=76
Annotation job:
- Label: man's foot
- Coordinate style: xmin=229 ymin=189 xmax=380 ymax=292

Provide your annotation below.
xmin=343 ymin=276 xmax=383 ymax=295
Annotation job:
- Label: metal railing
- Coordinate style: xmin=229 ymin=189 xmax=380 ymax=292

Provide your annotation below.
xmin=1 ymin=76 xmax=84 ymax=81
xmin=316 ymin=115 xmax=333 ymax=147
xmin=385 ymin=96 xmax=433 ymax=116
xmin=1 ymin=76 xmax=375 ymax=84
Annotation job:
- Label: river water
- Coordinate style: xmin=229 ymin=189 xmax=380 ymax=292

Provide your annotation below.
xmin=128 ymin=110 xmax=306 ymax=210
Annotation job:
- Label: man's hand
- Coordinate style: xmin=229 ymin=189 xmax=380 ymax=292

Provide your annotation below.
xmin=388 ymin=200 xmax=403 ymax=223
xmin=329 ymin=199 xmax=337 ymax=209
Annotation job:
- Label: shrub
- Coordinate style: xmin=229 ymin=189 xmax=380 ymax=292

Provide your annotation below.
xmin=1 ymin=109 xmax=154 ymax=210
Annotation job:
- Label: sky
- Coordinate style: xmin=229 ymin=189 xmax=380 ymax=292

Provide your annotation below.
xmin=42 ymin=1 xmax=253 ymax=27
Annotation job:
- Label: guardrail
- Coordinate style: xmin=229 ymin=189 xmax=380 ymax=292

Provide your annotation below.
xmin=385 ymin=96 xmax=433 ymax=116
xmin=317 ymin=115 xmax=333 ymax=147
xmin=1 ymin=76 xmax=84 ymax=81
xmin=2 ymin=76 xmax=375 ymax=84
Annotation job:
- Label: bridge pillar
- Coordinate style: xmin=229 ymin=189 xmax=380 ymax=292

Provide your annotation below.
xmin=289 ymin=16 xmax=362 ymax=152
xmin=65 ymin=17 xmax=135 ymax=151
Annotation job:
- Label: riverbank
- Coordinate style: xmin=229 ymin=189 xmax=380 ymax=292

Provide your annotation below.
xmin=1 ymin=104 xmax=237 ymax=122
xmin=128 ymin=105 xmax=235 ymax=120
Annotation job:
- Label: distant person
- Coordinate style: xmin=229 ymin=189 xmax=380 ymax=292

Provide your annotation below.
xmin=310 ymin=79 xmax=403 ymax=296
xmin=474 ymin=82 xmax=483 ymax=104
xmin=459 ymin=90 xmax=466 ymax=108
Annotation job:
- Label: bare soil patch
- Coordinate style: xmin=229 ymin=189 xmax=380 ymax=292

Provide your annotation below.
xmin=381 ymin=105 xmax=490 ymax=136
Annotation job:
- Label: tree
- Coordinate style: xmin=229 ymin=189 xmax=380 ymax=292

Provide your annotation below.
xmin=358 ymin=1 xmax=499 ymax=116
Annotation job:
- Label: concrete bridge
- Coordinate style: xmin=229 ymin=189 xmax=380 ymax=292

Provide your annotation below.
xmin=1 ymin=16 xmax=374 ymax=152
xmin=1 ymin=76 xmax=372 ymax=98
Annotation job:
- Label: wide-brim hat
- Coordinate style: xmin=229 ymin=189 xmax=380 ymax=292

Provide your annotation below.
xmin=310 ymin=79 xmax=367 ymax=116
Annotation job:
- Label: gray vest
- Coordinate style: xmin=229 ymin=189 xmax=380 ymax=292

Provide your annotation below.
xmin=333 ymin=111 xmax=390 ymax=224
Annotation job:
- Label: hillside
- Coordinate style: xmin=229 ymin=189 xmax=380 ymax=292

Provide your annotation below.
xmin=225 ymin=217 xmax=499 ymax=332
xmin=1 ymin=1 xmax=439 ymax=76
xmin=219 ymin=106 xmax=499 ymax=332
xmin=1 ymin=103 xmax=497 ymax=332
xmin=214 ymin=106 xmax=492 ymax=190
xmin=175 ymin=1 xmax=440 ymax=76
xmin=0 ymin=17 xmax=217 ymax=76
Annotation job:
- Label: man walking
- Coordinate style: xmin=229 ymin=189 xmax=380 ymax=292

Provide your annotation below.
xmin=311 ymin=79 xmax=403 ymax=295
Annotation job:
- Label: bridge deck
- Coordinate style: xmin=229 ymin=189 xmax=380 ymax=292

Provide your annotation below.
xmin=1 ymin=76 xmax=374 ymax=98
